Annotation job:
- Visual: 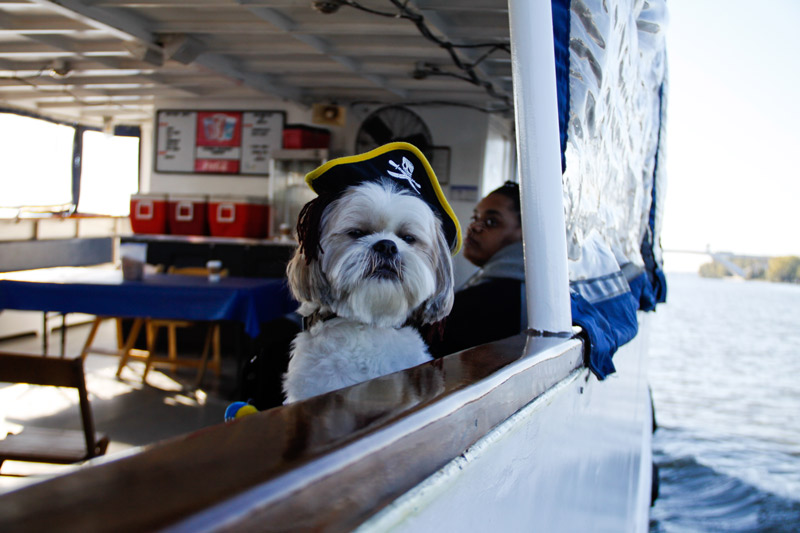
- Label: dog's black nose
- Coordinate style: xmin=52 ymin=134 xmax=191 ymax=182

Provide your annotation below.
xmin=372 ymin=239 xmax=398 ymax=258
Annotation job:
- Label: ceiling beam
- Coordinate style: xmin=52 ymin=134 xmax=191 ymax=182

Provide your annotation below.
xmin=239 ymin=3 xmax=408 ymax=99
xmin=26 ymin=0 xmax=159 ymax=43
xmin=196 ymin=52 xmax=303 ymax=101
xmin=25 ymin=0 xmax=305 ymax=102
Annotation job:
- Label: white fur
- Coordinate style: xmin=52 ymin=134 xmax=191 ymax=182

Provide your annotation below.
xmin=283 ymin=180 xmax=454 ymax=403
xmin=283 ymin=318 xmax=432 ymax=403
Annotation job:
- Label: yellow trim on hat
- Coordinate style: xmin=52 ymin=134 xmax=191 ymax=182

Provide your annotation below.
xmin=305 ymin=142 xmax=462 ymax=255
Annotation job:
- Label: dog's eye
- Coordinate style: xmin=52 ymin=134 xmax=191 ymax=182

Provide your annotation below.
xmin=400 ymin=234 xmax=416 ymax=244
xmin=347 ymin=229 xmax=366 ymax=239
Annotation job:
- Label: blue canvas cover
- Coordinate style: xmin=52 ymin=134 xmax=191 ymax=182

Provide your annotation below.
xmin=552 ymin=0 xmax=668 ymax=378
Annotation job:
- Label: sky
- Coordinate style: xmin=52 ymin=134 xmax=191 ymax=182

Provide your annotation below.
xmin=662 ymin=0 xmax=800 ymax=264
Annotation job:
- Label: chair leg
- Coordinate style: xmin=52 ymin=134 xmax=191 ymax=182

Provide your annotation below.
xmin=116 ymin=318 xmax=144 ymax=378
xmin=94 ymin=436 xmax=110 ymax=457
xmin=167 ymin=325 xmax=178 ymax=372
xmin=59 ymin=313 xmax=67 ymax=358
xmin=212 ymin=324 xmax=222 ymax=377
xmin=142 ymin=321 xmax=158 ymax=383
xmin=195 ymin=326 xmax=215 ymax=388
xmin=42 ymin=312 xmax=49 ymax=356
xmin=114 ymin=318 xmax=124 ymax=350
xmin=80 ymin=317 xmax=104 ymax=361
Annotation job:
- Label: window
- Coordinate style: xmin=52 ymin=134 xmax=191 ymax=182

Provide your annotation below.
xmin=79 ymin=130 xmax=140 ymax=216
xmin=0 ymin=112 xmax=73 ymax=210
xmin=481 ymin=122 xmax=514 ymax=197
xmin=0 ymin=112 xmax=140 ymax=216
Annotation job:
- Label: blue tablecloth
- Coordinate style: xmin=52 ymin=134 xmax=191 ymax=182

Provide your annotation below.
xmin=0 ymin=267 xmax=297 ymax=338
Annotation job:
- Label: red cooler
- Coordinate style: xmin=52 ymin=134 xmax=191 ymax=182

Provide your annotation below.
xmin=209 ymin=195 xmax=260 ymax=238
xmin=282 ymin=124 xmax=331 ymax=149
xmin=208 ymin=196 xmax=248 ymax=237
xmin=167 ymin=195 xmax=208 ymax=235
xmin=130 ymin=193 xmax=167 ymax=234
xmin=247 ymin=196 xmax=271 ymax=239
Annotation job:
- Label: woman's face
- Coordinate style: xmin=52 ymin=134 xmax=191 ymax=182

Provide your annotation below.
xmin=462 ymin=192 xmax=522 ymax=267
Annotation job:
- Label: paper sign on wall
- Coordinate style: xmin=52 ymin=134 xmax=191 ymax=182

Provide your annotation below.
xmin=155 ymin=110 xmax=284 ymax=175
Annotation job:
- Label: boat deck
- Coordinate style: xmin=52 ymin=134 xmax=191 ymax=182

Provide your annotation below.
xmin=0 ymin=318 xmax=238 ymax=493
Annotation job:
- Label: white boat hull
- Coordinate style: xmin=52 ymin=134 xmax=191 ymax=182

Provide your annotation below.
xmin=360 ymin=314 xmax=654 ymax=533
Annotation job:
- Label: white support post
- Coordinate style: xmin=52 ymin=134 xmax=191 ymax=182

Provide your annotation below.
xmin=508 ymin=0 xmax=572 ymax=335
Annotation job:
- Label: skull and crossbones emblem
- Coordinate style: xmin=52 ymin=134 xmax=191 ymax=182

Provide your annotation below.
xmin=387 ymin=156 xmax=421 ymax=194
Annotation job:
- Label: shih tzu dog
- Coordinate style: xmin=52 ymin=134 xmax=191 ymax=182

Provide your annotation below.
xmin=283 ymin=142 xmax=461 ymax=403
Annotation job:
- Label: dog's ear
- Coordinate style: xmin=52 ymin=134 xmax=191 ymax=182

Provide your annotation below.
xmin=286 ymin=248 xmax=329 ymax=313
xmin=417 ymin=228 xmax=455 ymax=325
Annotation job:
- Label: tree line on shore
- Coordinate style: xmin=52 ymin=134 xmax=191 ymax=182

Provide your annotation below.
xmin=698 ymin=256 xmax=800 ymax=282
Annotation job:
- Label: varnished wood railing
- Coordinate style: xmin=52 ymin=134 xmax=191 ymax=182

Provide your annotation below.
xmin=0 ymin=334 xmax=583 ymax=532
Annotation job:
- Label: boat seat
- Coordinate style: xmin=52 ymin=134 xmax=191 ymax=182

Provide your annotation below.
xmin=142 ymin=265 xmax=229 ymax=388
xmin=0 ymin=352 xmax=109 ymax=472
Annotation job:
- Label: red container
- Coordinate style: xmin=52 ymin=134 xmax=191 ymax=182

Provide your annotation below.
xmin=283 ymin=124 xmax=330 ymax=149
xmin=208 ymin=196 xmax=270 ymax=238
xmin=167 ymin=195 xmax=208 ymax=235
xmin=130 ymin=193 xmax=167 ymax=234
xmin=246 ymin=197 xmax=271 ymax=239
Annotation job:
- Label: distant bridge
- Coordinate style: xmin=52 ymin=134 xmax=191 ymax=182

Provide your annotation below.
xmin=664 ymin=249 xmax=771 ymax=278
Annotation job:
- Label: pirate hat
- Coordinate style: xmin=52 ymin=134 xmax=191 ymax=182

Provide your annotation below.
xmin=304 ymin=142 xmax=462 ymax=255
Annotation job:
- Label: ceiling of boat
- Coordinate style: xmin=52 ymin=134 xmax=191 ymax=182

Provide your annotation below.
xmin=0 ymin=0 xmax=512 ymax=127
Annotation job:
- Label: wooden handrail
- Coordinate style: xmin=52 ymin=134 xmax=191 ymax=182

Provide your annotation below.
xmin=0 ymin=334 xmax=583 ymax=532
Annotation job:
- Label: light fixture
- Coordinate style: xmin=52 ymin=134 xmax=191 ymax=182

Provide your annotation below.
xmin=49 ymin=59 xmax=72 ymax=78
xmin=123 ymin=41 xmax=164 ymax=66
xmin=312 ymin=1 xmax=345 ymax=14
xmin=160 ymin=34 xmax=205 ymax=65
xmin=412 ymin=61 xmax=430 ymax=80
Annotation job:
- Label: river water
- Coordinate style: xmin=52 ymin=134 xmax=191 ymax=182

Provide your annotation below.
xmin=648 ymin=273 xmax=800 ymax=532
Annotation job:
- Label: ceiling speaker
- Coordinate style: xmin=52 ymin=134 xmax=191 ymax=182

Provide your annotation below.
xmin=312 ymin=104 xmax=346 ymax=127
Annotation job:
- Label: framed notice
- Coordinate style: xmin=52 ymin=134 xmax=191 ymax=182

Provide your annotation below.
xmin=155 ymin=110 xmax=285 ymax=176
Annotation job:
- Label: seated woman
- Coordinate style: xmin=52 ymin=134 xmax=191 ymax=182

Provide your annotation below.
xmin=426 ymin=181 xmax=526 ymax=357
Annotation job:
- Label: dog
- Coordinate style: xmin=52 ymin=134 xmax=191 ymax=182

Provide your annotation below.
xmin=282 ymin=143 xmax=460 ymax=403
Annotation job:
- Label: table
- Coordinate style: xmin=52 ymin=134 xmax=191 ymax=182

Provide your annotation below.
xmin=0 ymin=266 xmax=297 ymax=378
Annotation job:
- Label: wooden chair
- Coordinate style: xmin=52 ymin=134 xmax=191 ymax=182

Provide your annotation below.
xmin=80 ymin=316 xmax=125 ymax=361
xmin=42 ymin=311 xmax=67 ymax=357
xmin=0 ymin=352 xmax=109 ymax=472
xmin=142 ymin=265 xmax=229 ymax=388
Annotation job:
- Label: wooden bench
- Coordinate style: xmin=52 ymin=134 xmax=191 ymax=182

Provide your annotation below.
xmin=0 ymin=352 xmax=109 ymax=471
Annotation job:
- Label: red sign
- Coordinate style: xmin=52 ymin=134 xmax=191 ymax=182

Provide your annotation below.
xmin=196 ymin=112 xmax=242 ymax=147
xmin=194 ymin=159 xmax=240 ymax=173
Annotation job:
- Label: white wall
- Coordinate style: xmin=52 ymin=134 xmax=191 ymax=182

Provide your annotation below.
xmin=141 ymin=98 xmax=332 ymax=197
xmin=140 ymin=97 xmax=515 ymax=286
